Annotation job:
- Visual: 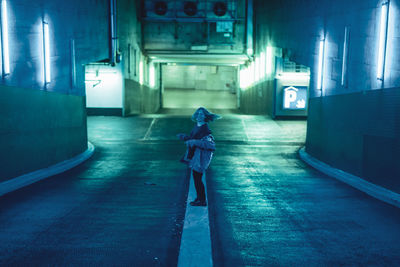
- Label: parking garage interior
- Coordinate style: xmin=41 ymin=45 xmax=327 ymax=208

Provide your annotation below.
xmin=0 ymin=0 xmax=400 ymax=265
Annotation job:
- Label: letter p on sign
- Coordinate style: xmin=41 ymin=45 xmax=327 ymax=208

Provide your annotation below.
xmin=284 ymin=87 xmax=298 ymax=108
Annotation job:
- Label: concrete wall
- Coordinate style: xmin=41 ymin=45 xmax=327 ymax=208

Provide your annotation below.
xmin=254 ymin=0 xmax=400 ymax=190
xmin=163 ymin=65 xmax=237 ymax=91
xmin=163 ymin=88 xmax=237 ymax=109
xmin=306 ymin=87 xmax=400 ymax=193
xmin=5 ymin=0 xmax=109 ymax=95
xmin=0 ymin=0 xmax=109 ymax=180
xmin=255 ymin=0 xmax=400 ymax=97
xmin=117 ymin=0 xmax=160 ymax=115
xmin=117 ymin=0 xmax=142 ymax=81
xmin=0 ymin=85 xmax=87 ymax=182
xmin=240 ymin=80 xmax=274 ymax=115
xmin=124 ymin=79 xmax=160 ymax=115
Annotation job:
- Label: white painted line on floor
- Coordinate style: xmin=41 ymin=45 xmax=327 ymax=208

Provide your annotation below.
xmin=241 ymin=118 xmax=250 ymax=141
xmin=178 ymin=171 xmax=213 ymax=267
xmin=299 ymin=147 xmax=400 ymax=208
xmin=0 ymin=142 xmax=95 ymax=197
xmin=142 ymin=118 xmax=157 ymax=140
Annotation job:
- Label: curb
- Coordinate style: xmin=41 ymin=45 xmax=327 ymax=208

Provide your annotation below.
xmin=0 ymin=142 xmax=95 ymax=197
xmin=178 ymin=171 xmax=213 ymax=267
xmin=299 ymin=147 xmax=400 ymax=209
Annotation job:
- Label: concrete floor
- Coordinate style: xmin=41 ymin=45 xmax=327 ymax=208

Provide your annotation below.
xmin=207 ymin=116 xmax=400 ymax=266
xmin=0 ymin=111 xmax=400 ymax=266
xmin=0 ymin=115 xmax=191 ymax=266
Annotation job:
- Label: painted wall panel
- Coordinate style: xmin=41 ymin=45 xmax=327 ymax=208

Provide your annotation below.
xmin=306 ymin=88 xmax=400 ymax=193
xmin=0 ymin=85 xmax=87 ymax=181
xmin=0 ymin=0 xmax=109 ymax=182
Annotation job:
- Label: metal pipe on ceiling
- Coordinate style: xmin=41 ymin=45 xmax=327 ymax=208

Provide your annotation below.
xmin=246 ymin=0 xmax=253 ymax=56
xmin=110 ymin=0 xmax=117 ymax=66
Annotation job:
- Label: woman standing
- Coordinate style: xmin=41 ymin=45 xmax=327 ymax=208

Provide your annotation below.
xmin=177 ymin=107 xmax=220 ymax=206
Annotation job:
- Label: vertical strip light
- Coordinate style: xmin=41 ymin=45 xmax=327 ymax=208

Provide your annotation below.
xmin=133 ymin=49 xmax=137 ymax=77
xmin=341 ymin=27 xmax=350 ymax=87
xmin=377 ymin=1 xmax=389 ymax=80
xmin=139 ymin=60 xmax=143 ymax=85
xmin=240 ymin=67 xmax=246 ymax=88
xmin=255 ymin=56 xmax=260 ymax=81
xmin=71 ymin=39 xmax=76 ymax=88
xmin=260 ymin=51 xmax=266 ymax=79
xmin=266 ymin=46 xmax=273 ymax=76
xmin=149 ymin=62 xmax=155 ymax=88
xmin=246 ymin=66 xmax=250 ymax=88
xmin=241 ymin=66 xmax=251 ymax=89
xmin=1 ymin=0 xmax=9 ymax=76
xmin=128 ymin=44 xmax=131 ymax=74
xmin=43 ymin=22 xmax=51 ymax=84
xmin=250 ymin=61 xmax=255 ymax=85
xmin=317 ymin=39 xmax=325 ymax=91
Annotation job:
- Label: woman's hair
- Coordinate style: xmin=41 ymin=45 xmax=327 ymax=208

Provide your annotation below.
xmin=191 ymin=107 xmax=221 ymax=123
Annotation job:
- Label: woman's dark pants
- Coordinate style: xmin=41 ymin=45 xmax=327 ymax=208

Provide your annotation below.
xmin=192 ymin=169 xmax=206 ymax=202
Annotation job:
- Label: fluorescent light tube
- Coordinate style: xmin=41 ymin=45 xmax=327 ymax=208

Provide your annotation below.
xmin=317 ymin=40 xmax=325 ymax=90
xmin=260 ymin=51 xmax=265 ymax=78
xmin=377 ymin=2 xmax=389 ymax=80
xmin=139 ymin=60 xmax=143 ymax=85
xmin=1 ymin=0 xmax=9 ymax=75
xmin=266 ymin=46 xmax=273 ymax=75
xmin=341 ymin=27 xmax=349 ymax=86
xmin=149 ymin=62 xmax=155 ymax=88
xmin=43 ymin=22 xmax=51 ymax=84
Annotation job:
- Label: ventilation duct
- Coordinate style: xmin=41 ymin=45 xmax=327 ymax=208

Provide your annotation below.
xmin=183 ymin=1 xmax=197 ymax=16
xmin=213 ymin=2 xmax=227 ymax=17
xmin=143 ymin=0 xmax=236 ymax=20
xmin=154 ymin=1 xmax=167 ymax=16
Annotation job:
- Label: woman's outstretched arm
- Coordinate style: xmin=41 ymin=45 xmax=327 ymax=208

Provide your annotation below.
xmin=185 ymin=135 xmax=215 ymax=151
xmin=176 ymin=133 xmax=189 ymax=141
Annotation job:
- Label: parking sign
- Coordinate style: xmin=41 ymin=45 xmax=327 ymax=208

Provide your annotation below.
xmin=283 ymin=86 xmax=307 ymax=110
